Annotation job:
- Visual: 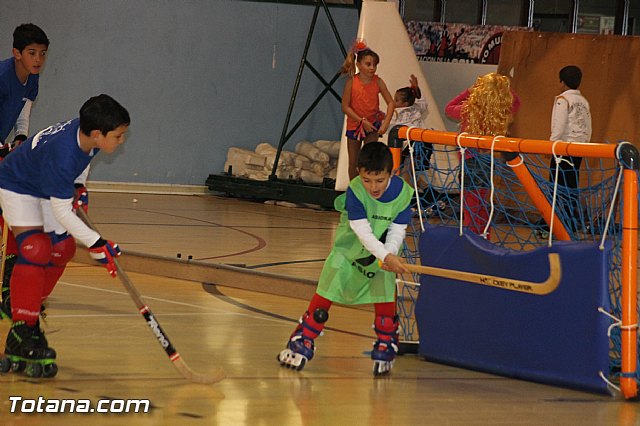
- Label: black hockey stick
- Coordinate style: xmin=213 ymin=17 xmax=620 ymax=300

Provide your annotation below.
xmin=0 ymin=219 xmax=8 ymax=289
xmin=78 ymin=209 xmax=225 ymax=384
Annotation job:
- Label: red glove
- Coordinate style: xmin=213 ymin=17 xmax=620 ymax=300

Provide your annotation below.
xmin=73 ymin=184 xmax=89 ymax=213
xmin=89 ymin=238 xmax=121 ymax=277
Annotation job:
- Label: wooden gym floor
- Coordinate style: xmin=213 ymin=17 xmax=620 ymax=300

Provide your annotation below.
xmin=0 ymin=192 xmax=637 ymax=425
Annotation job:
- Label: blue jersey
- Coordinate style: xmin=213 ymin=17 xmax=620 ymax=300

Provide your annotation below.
xmin=0 ymin=57 xmax=39 ymax=142
xmin=345 ymin=175 xmax=413 ymax=225
xmin=0 ymin=118 xmax=96 ymax=200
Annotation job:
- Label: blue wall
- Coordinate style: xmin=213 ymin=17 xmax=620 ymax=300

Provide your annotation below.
xmin=0 ymin=1 xmax=357 ymax=185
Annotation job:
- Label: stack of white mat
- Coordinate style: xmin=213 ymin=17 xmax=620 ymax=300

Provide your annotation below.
xmin=223 ymin=140 xmax=340 ymax=184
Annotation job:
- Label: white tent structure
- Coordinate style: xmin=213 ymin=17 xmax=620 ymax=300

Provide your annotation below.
xmin=335 ymin=0 xmax=448 ymax=191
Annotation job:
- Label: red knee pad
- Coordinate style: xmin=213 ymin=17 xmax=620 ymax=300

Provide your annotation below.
xmin=299 ymin=293 xmax=333 ymax=339
xmin=297 ymin=309 xmax=328 ymax=340
xmin=50 ymin=233 xmax=76 ymax=266
xmin=16 ymin=231 xmax=51 ymax=266
xmin=374 ymin=315 xmax=399 ymax=341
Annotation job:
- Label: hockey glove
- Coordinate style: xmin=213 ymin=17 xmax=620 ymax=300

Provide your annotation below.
xmin=73 ymin=184 xmax=89 ymax=213
xmin=89 ymin=238 xmax=121 ymax=277
xmin=0 ymin=135 xmax=26 ymax=158
xmin=0 ymin=145 xmax=9 ymax=159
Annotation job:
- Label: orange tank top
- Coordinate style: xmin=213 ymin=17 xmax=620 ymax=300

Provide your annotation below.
xmin=347 ymin=74 xmax=381 ymax=131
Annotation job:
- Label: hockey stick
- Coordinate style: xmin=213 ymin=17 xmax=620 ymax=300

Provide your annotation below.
xmin=77 ymin=209 xmax=225 ymax=384
xmin=0 ymin=218 xmax=8 ymax=290
xmin=401 ymin=253 xmax=562 ymax=296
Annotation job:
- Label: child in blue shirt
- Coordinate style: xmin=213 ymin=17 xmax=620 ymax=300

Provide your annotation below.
xmin=0 ymin=23 xmax=50 ymax=325
xmin=0 ymin=94 xmax=130 ymax=378
xmin=0 ymin=23 xmax=49 ymax=152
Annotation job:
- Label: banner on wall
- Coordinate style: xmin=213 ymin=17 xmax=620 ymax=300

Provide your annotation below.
xmin=405 ymin=21 xmax=530 ymax=64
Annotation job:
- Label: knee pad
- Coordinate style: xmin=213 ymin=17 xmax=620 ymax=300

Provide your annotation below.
xmin=16 ymin=231 xmax=51 ymax=267
xmin=49 ymin=232 xmax=76 ymax=266
xmin=312 ymin=308 xmax=329 ymax=324
xmin=374 ymin=315 xmax=399 ymax=340
xmin=298 ymin=309 xmax=329 ymax=340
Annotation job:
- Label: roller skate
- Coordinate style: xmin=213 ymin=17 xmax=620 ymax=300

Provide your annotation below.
xmin=423 ymin=199 xmax=447 ymax=218
xmin=534 ymin=219 xmax=550 ymax=239
xmin=277 ymin=330 xmax=315 ymax=371
xmin=0 ymin=320 xmax=58 ymax=378
xmin=372 ymin=338 xmax=398 ymax=376
xmin=535 ymin=229 xmax=549 ymax=239
xmin=372 ymin=315 xmax=399 ymax=376
xmin=277 ymin=308 xmax=328 ymax=371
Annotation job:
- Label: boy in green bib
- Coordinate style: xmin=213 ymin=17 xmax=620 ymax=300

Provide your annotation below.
xmin=278 ymin=142 xmax=413 ymax=375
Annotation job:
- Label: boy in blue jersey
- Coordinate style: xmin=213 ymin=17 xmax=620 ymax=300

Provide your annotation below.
xmin=278 ymin=142 xmax=413 ymax=376
xmin=0 ymin=94 xmax=130 ymax=377
xmin=0 ymin=23 xmax=49 ymax=153
xmin=0 ymin=24 xmax=49 ymax=311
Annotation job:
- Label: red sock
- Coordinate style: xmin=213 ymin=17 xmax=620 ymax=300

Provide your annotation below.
xmin=374 ymin=302 xmax=397 ymax=342
xmin=42 ymin=265 xmax=65 ymax=301
xmin=43 ymin=232 xmax=75 ymax=301
xmin=10 ymin=264 xmax=45 ymax=326
xmin=307 ymin=293 xmax=332 ymax=313
xmin=374 ymin=301 xmax=396 ymax=318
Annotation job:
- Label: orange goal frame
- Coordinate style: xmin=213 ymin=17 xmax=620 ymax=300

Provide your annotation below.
xmin=389 ymin=126 xmax=639 ymax=399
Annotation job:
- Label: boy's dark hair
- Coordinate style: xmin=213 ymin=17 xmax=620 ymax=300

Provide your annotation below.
xmin=396 ymin=87 xmax=418 ymax=106
xmin=559 ymin=65 xmax=582 ymax=90
xmin=13 ymin=24 xmax=49 ymax=51
xmin=357 ymin=142 xmax=393 ymax=174
xmin=79 ymin=94 xmax=130 ymax=136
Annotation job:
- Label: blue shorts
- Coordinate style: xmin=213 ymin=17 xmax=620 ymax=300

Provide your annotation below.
xmin=345 ymin=120 xmax=382 ymax=142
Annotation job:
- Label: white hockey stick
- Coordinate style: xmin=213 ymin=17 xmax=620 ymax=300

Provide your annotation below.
xmin=78 ymin=209 xmax=225 ymax=384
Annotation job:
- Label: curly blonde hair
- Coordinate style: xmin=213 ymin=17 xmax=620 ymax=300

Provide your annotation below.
xmin=461 ymin=73 xmax=514 ymax=136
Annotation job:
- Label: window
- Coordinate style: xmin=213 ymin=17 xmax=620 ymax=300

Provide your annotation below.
xmin=486 ymin=0 xmax=523 ymax=26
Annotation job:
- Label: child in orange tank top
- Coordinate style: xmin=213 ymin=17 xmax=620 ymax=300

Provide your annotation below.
xmin=340 ymin=41 xmax=395 ymax=181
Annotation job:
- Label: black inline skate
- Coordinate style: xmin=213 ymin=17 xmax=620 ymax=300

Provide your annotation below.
xmin=0 ymin=320 xmax=58 ymax=378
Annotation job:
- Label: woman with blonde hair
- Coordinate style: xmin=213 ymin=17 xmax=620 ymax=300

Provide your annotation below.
xmin=445 ymin=72 xmax=520 ymax=238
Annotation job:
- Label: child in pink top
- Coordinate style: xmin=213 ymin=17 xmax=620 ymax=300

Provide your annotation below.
xmin=340 ymin=42 xmax=395 ymax=181
xmin=445 ymin=73 xmax=520 ymax=238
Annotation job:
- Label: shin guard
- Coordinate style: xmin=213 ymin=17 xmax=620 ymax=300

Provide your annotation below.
xmin=43 ymin=233 xmax=76 ymax=300
xmin=10 ymin=231 xmax=51 ymax=325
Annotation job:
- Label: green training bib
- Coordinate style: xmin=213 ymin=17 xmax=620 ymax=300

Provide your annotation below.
xmin=316 ymin=177 xmax=413 ymax=305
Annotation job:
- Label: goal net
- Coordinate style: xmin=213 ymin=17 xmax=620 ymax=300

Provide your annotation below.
xmin=392 ymin=126 xmax=639 ymax=398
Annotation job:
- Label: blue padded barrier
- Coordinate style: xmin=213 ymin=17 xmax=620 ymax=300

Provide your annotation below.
xmin=416 ymin=225 xmax=612 ymax=394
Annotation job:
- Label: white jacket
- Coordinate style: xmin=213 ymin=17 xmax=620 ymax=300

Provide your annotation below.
xmin=390 ymin=98 xmax=427 ymax=129
xmin=550 ymin=89 xmax=592 ymax=143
